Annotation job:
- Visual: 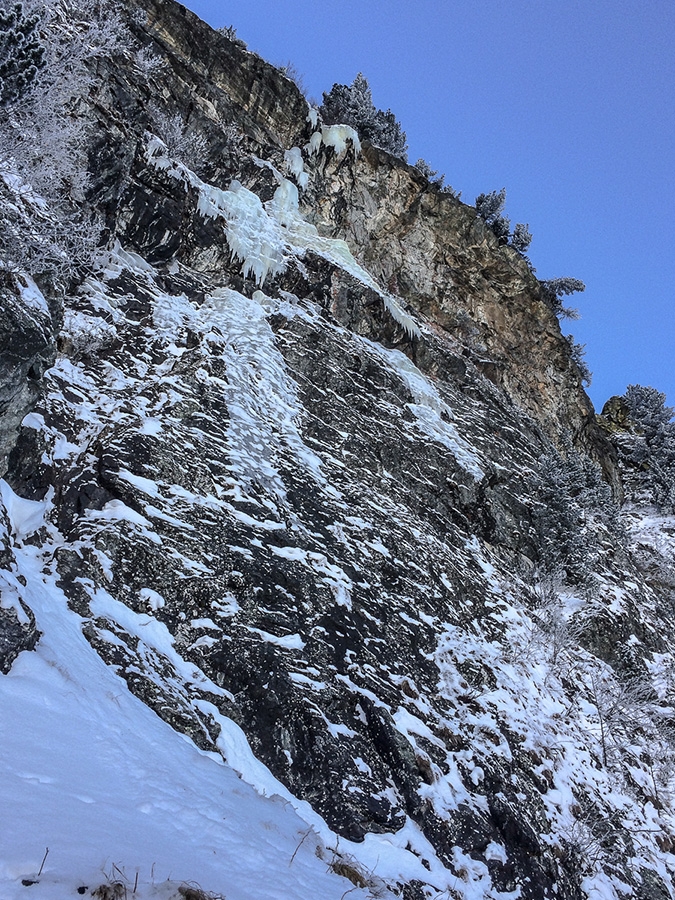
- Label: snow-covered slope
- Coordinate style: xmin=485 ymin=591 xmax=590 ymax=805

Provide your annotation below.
xmin=0 ymin=488 xmax=366 ymax=900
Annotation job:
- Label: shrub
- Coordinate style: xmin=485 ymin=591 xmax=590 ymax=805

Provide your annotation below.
xmin=217 ymin=24 xmax=246 ymax=49
xmin=134 ymin=45 xmax=165 ymax=81
xmin=278 ymin=60 xmax=308 ymax=97
xmin=149 ymin=107 xmax=209 ymax=174
xmin=320 ymin=72 xmax=408 ymax=160
xmin=414 ymin=158 xmax=441 ymax=182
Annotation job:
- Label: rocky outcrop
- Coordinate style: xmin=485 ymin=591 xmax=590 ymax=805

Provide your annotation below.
xmin=0 ymin=276 xmax=55 ymax=478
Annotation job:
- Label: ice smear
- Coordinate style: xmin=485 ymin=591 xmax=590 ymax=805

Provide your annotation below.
xmin=284 ymin=146 xmax=309 ymax=189
xmin=207 ymin=288 xmax=327 ymax=499
xmin=145 ymin=134 xmax=419 ymax=337
xmin=364 ymin=341 xmax=484 ymax=480
xmin=150 ymin=286 xmax=328 ymax=501
xmin=266 ymin=175 xmax=420 ymax=338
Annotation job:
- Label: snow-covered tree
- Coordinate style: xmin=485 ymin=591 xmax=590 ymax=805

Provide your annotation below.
xmin=0 ymin=2 xmax=44 ymax=105
xmin=414 ymin=158 xmax=460 ymax=198
xmin=625 ymin=384 xmax=674 ymax=442
xmin=0 ymin=0 xmax=129 ymax=284
xmin=539 ymin=276 xmax=586 ymax=319
xmin=475 ymin=188 xmax=531 ymax=252
xmin=149 ymin=107 xmax=209 ymax=174
xmin=475 ymin=188 xmax=509 ymax=243
xmin=320 ymin=73 xmax=408 ymax=160
xmin=532 ymin=438 xmax=617 ymax=587
xmin=510 ymin=221 xmax=532 ymax=254
xmin=621 ymin=384 xmax=675 ymax=511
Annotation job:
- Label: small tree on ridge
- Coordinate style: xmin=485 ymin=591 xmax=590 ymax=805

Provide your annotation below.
xmin=320 ymin=73 xmax=408 ymax=160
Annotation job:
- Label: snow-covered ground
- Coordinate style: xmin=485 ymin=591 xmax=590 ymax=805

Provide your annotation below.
xmin=0 ymin=489 xmax=367 ymax=900
xmin=0 ymin=482 xmax=502 ymax=900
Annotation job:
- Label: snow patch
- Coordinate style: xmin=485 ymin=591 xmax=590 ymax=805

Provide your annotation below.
xmin=365 ymin=342 xmax=484 ymax=480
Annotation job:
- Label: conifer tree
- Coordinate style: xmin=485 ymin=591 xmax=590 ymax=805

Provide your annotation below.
xmin=539 ymin=277 xmax=586 ymax=319
xmin=532 ymin=438 xmax=616 ymax=587
xmin=510 ymin=222 xmax=532 ymax=254
xmin=320 ymin=73 xmax=408 ymax=160
xmin=622 ymin=384 xmax=675 ymax=511
xmin=475 ymin=188 xmax=531 ymax=251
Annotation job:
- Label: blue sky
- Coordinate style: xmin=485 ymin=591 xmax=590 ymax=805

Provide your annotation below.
xmin=184 ymin=0 xmax=675 ymax=412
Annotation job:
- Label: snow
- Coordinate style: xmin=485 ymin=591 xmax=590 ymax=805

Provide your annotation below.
xmin=139 ymin=587 xmax=166 ymax=611
xmin=365 ymin=341 xmax=484 ymax=480
xmin=0 ymin=482 xmax=50 ymax=543
xmin=4 ymin=476 xmax=475 ymax=897
xmin=118 ymin=468 xmax=162 ymax=497
xmin=247 ymin=626 xmax=306 ymax=651
xmin=85 ymin=499 xmax=162 ymax=545
xmin=16 ymin=274 xmax=50 ymax=316
xmin=0 ymin=484 xmax=371 ymax=900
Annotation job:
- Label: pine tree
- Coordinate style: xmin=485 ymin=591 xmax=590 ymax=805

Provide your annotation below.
xmin=510 ymin=222 xmax=532 ymax=254
xmin=532 ymin=438 xmax=616 ymax=587
xmin=622 ymin=384 xmax=675 ymax=511
xmin=0 ymin=2 xmax=45 ymax=106
xmin=539 ymin=277 xmax=586 ymax=319
xmin=475 ymin=188 xmax=531 ymax=251
xmin=320 ymin=73 xmax=408 ymax=160
xmin=475 ymin=188 xmax=510 ymax=243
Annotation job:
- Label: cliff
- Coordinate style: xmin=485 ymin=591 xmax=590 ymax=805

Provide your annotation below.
xmin=0 ymin=2 xmax=673 ymax=899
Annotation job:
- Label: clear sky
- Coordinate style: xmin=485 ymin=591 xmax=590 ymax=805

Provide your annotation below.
xmin=183 ymin=0 xmax=675 ymax=413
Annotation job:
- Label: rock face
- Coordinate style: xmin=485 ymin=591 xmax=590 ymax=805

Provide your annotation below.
xmin=1 ymin=1 xmax=674 ymax=898
xmin=0 ymin=276 xmax=56 ymax=478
